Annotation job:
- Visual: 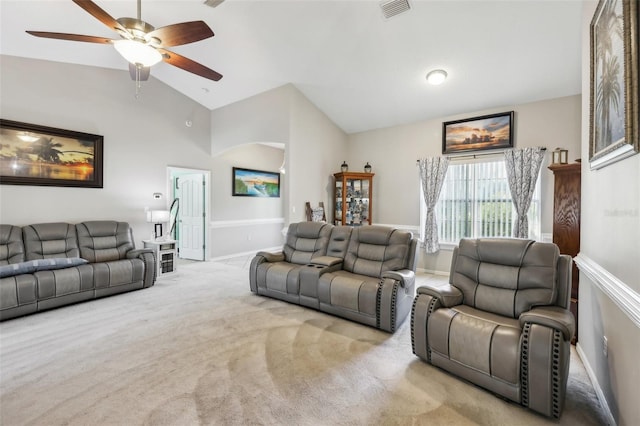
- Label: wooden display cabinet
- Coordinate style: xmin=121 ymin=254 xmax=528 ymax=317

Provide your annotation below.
xmin=333 ymin=172 xmax=374 ymax=226
xmin=548 ymin=162 xmax=581 ymax=343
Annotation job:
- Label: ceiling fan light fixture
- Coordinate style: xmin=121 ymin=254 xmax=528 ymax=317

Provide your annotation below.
xmin=114 ymin=39 xmax=162 ymax=67
xmin=426 ymin=69 xmax=448 ymax=85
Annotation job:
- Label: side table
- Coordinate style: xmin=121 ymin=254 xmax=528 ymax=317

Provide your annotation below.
xmin=143 ymin=239 xmax=178 ymax=276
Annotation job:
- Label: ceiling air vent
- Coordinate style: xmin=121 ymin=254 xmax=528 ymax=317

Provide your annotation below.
xmin=204 ymin=0 xmax=225 ymax=8
xmin=380 ymin=0 xmax=411 ymax=20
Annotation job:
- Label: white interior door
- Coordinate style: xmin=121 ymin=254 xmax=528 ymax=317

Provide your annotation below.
xmin=177 ymin=173 xmax=205 ymax=260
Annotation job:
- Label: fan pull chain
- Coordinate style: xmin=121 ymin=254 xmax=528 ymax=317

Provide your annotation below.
xmin=135 ymin=65 xmax=143 ymax=99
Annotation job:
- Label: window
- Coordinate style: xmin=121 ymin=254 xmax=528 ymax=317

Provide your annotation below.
xmin=420 ymin=158 xmax=541 ymax=245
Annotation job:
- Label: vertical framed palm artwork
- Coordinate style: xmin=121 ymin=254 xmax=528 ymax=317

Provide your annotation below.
xmin=0 ymin=120 xmax=103 ymax=188
xmin=589 ymin=0 xmax=639 ymax=170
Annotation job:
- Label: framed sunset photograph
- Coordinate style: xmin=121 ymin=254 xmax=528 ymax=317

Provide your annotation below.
xmin=0 ymin=120 xmax=103 ymax=188
xmin=442 ymin=111 xmax=514 ymax=155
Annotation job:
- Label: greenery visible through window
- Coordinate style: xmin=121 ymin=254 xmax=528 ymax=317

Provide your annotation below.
xmin=420 ymin=158 xmax=541 ymax=244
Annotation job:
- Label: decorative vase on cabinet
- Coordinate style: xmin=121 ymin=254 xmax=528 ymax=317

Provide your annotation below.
xmin=333 ymin=172 xmax=374 ymax=226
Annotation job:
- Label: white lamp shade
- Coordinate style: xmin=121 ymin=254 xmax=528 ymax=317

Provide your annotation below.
xmin=114 ymin=40 xmax=163 ymax=67
xmin=147 ymin=210 xmax=171 ymax=223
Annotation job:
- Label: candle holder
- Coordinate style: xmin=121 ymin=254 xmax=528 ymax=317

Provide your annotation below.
xmin=552 ymin=148 xmax=568 ymax=164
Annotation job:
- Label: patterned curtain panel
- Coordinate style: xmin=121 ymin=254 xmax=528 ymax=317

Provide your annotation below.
xmin=418 ymin=157 xmax=450 ymax=253
xmin=504 ymin=147 xmax=545 ymax=238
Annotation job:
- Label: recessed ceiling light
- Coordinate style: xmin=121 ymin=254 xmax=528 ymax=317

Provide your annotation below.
xmin=426 ymin=69 xmax=448 ymax=85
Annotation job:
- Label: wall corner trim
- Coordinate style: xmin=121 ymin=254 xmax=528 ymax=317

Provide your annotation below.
xmin=574 ymin=252 xmax=640 ymax=328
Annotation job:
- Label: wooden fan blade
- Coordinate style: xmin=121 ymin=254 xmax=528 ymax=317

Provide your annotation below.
xmin=72 ymin=0 xmax=128 ymax=34
xmin=129 ymin=63 xmax=150 ymax=81
xmin=26 ymin=31 xmax=113 ymax=44
xmin=158 ymin=48 xmax=222 ymax=81
xmin=148 ymin=21 xmax=214 ymax=48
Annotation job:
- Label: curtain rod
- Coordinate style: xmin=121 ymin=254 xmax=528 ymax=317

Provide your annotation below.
xmin=416 ymin=147 xmax=546 ymax=163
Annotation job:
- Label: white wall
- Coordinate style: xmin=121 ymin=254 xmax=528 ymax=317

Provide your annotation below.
xmin=210 ymin=85 xmax=291 ymax=157
xmin=576 ymin=2 xmax=640 ymax=425
xmin=0 ymin=55 xmax=213 ymax=249
xmin=210 ymin=143 xmax=285 ymax=258
xmin=347 ymin=95 xmax=582 ymax=272
xmin=288 ymin=86 xmax=348 ymax=224
xmin=209 ymin=84 xmax=348 ymax=230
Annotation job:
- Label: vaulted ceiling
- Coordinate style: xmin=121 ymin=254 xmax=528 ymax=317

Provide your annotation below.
xmin=0 ymin=0 xmax=583 ymax=134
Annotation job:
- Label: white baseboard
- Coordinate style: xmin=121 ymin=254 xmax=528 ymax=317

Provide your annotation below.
xmin=416 ymin=267 xmax=449 ymax=276
xmin=210 ymin=218 xmax=284 ymax=228
xmin=208 ymin=246 xmax=281 ymax=262
xmin=575 ymin=343 xmax=617 ymax=426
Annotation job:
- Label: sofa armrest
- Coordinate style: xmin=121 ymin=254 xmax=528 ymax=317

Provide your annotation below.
xmin=310 ymin=256 xmax=343 ymax=267
xmin=127 ymin=248 xmax=156 ymax=287
xmin=416 ymin=284 xmax=463 ymax=308
xmin=127 ymin=248 xmax=154 ymax=259
xmin=256 ymin=251 xmax=285 ymax=263
xmin=378 ymin=269 xmax=416 ymax=332
xmin=382 ymin=269 xmax=415 ymax=289
xmin=519 ymin=306 xmax=576 ymax=341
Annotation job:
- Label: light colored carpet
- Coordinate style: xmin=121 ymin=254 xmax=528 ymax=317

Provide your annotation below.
xmin=0 ymin=260 xmax=608 ymax=425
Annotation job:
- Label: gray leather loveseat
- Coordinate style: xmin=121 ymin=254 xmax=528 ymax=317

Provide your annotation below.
xmin=250 ymin=222 xmax=418 ymax=332
xmin=411 ymin=238 xmax=575 ymax=418
xmin=0 ymin=221 xmax=156 ymax=320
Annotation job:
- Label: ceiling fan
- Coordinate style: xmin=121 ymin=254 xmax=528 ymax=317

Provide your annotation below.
xmin=26 ymin=0 xmax=222 ymax=83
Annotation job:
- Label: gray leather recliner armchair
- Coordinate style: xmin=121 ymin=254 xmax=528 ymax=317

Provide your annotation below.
xmin=411 ymin=238 xmax=575 ymax=418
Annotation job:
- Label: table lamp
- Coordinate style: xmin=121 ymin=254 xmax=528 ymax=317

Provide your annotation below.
xmin=147 ymin=210 xmax=171 ymax=240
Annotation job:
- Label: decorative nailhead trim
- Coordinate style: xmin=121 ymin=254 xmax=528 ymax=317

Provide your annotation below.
xmin=376 ymin=279 xmax=399 ymax=332
xmin=410 ymin=296 xmax=418 ymax=354
xmin=410 ymin=294 xmax=438 ymax=363
xmin=552 ymin=329 xmax=562 ymax=419
xmin=521 ymin=322 xmax=531 ymax=407
xmin=521 ymin=324 xmax=564 ymax=418
xmin=389 ymin=283 xmax=398 ymax=332
xmin=376 ymin=280 xmax=383 ymax=329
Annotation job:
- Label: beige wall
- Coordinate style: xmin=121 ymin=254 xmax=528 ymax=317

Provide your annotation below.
xmin=0 ymin=55 xmax=289 ymax=258
xmin=208 ymin=84 xmax=347 ymax=256
xmin=0 ymin=55 xmax=212 ymax=249
xmin=210 ymin=143 xmax=285 ymax=258
xmin=288 ymin=87 xmax=348 ymax=224
xmin=347 ymin=95 xmax=582 ymax=272
xmin=576 ymin=2 xmax=640 ymax=425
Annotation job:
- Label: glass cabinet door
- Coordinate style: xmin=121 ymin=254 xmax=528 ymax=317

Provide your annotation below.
xmin=334 ymin=172 xmax=373 ymax=226
xmin=335 ymin=179 xmax=343 ymax=225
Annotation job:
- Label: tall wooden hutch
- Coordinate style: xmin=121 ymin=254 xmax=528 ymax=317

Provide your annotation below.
xmin=333 ymin=172 xmax=374 ymax=226
xmin=548 ymin=162 xmax=581 ymax=342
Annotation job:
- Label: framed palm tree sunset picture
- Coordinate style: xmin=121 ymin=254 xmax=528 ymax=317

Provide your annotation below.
xmin=0 ymin=120 xmax=103 ymax=188
xmin=589 ymin=0 xmax=639 ymax=170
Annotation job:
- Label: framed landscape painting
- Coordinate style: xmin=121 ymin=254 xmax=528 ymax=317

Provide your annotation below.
xmin=0 ymin=120 xmax=103 ymax=188
xmin=589 ymin=0 xmax=639 ymax=169
xmin=443 ymin=111 xmax=514 ymax=155
xmin=232 ymin=167 xmax=280 ymax=197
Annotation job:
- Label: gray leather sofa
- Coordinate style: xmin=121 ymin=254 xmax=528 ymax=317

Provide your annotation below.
xmin=411 ymin=238 xmax=575 ymax=418
xmin=0 ymin=221 xmax=156 ymax=321
xmin=250 ymin=222 xmax=418 ymax=332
